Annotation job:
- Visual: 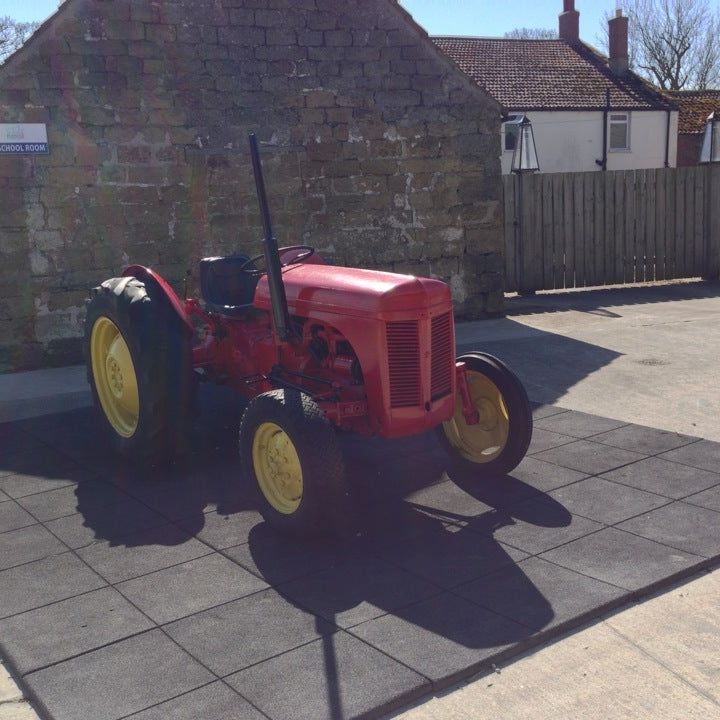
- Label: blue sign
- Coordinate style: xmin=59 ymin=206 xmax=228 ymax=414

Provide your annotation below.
xmin=0 ymin=142 xmax=49 ymax=155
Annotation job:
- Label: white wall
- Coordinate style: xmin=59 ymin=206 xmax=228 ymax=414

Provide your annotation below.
xmin=500 ymin=110 xmax=678 ymax=174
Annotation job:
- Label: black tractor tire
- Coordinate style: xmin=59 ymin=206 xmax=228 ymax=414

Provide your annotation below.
xmin=437 ymin=352 xmax=532 ymax=478
xmin=239 ymin=389 xmax=348 ymax=537
xmin=84 ymin=276 xmax=192 ymax=463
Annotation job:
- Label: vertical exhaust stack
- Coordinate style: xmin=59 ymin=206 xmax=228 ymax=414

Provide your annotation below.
xmin=559 ymin=0 xmax=580 ymax=44
xmin=608 ymin=8 xmax=629 ymax=76
xmin=248 ymin=133 xmax=292 ymax=343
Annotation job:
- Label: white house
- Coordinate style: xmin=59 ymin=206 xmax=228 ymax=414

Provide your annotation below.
xmin=434 ymin=2 xmax=678 ymax=175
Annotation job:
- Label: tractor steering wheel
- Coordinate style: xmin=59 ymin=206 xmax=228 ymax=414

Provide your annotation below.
xmin=239 ymin=245 xmax=315 ymax=276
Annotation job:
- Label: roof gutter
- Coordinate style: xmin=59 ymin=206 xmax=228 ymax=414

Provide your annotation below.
xmin=664 ymin=109 xmax=671 ymax=167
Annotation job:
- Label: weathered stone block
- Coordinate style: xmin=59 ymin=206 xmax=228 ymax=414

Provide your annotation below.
xmin=306 ymin=12 xmax=337 ymax=30
xmin=145 ymin=23 xmax=177 ymax=42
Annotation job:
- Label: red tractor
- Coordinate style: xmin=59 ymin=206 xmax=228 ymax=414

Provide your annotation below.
xmin=85 ymin=135 xmax=532 ymax=536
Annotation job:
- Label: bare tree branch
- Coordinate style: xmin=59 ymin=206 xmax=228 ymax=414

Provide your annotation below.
xmin=504 ymin=27 xmax=557 ymax=40
xmin=596 ymin=0 xmax=720 ymax=90
xmin=0 ymin=16 xmax=40 ymax=63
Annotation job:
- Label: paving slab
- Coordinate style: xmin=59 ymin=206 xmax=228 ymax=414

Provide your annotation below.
xmin=352 ymin=592 xmax=531 ymax=686
xmin=75 ymin=524 xmax=213 ymax=583
xmin=533 ymin=410 xmax=627 ymax=439
xmin=505 ymin=456 xmax=589 ymax=493
xmin=116 ymin=553 xmax=269 ymax=625
xmin=0 ymin=502 xmax=37 ymax=535
xmin=43 ymin=499 xmax=168 ymax=550
xmin=1 ymin=402 xmax=720 ymax=720
xmin=532 ymin=438 xmax=648 ymax=475
xmin=591 ymin=424 xmax=699 ymax=455
xmin=658 ymin=440 xmax=720 ymax=474
xmin=526 ymin=427 xmax=577 ymax=455
xmin=617 ymin=501 xmax=720 ymax=557
xmin=367 ymin=526 xmax=527 ymax=592
xmin=14 ymin=481 xmax=130 ymax=523
xmin=547 ymin=476 xmax=671 ymax=525
xmin=456 ymin=556 xmax=626 ymax=633
xmin=226 ymin=631 xmax=429 ymax=720
xmin=24 ymin=630 xmax=214 ymax=720
xmin=0 ymin=471 xmax=78 ymax=501
xmin=0 ymin=451 xmax=91 ymax=490
xmin=0 ymin=553 xmax=105 ymax=620
xmin=174 ymin=508 xmax=264 ymax=550
xmin=164 ymin=588 xmax=335 ymax=677
xmin=684 ymin=484 xmax=720 ymax=512
xmin=0 ymin=525 xmax=68 ymax=572
xmin=127 ymin=681 xmax=266 ymax=720
xmin=224 ymin=522 xmax=359 ymax=584
xmin=278 ymin=553 xmax=442 ymax=628
xmin=479 ymin=495 xmax=603 ymax=554
xmin=540 ymin=527 xmax=704 ymax=591
xmin=0 ymin=587 xmax=153 ymax=674
xmin=599 ymin=456 xmax=720 ymax=499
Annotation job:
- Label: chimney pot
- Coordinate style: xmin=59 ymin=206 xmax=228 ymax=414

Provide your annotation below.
xmin=608 ymin=10 xmax=629 ymax=76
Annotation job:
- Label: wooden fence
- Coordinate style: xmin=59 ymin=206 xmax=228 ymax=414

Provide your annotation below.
xmin=503 ymin=165 xmax=720 ymax=293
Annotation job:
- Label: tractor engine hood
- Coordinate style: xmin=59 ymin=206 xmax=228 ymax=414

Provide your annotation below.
xmin=254 ymin=264 xmax=451 ymax=318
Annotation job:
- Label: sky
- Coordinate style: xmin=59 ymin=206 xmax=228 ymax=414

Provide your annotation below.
xmin=8 ymin=0 xmax=618 ymax=44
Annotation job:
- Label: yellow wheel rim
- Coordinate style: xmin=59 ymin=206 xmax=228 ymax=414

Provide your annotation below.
xmin=90 ymin=317 xmax=139 ymax=438
xmin=252 ymin=422 xmax=303 ymax=514
xmin=443 ymin=370 xmax=510 ymax=464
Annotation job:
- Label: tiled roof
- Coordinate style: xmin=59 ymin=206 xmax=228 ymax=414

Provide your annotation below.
xmin=666 ymin=90 xmax=720 ymax=133
xmin=432 ymin=37 xmax=674 ymax=111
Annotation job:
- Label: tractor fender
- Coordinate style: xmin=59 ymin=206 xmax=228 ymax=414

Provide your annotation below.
xmin=121 ymin=264 xmax=193 ymax=333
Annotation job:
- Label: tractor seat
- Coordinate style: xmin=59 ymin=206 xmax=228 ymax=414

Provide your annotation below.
xmin=199 ymin=255 xmax=259 ymax=317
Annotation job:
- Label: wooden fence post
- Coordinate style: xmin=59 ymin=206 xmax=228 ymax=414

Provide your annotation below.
xmin=707 ymin=164 xmax=720 ymax=281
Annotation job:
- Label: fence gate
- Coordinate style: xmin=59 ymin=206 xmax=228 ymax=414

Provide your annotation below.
xmin=503 ymin=165 xmax=720 ymax=293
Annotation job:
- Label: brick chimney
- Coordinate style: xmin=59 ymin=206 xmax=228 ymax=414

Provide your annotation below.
xmin=608 ymin=8 xmax=629 ymax=76
xmin=559 ymin=0 xmax=580 ymax=43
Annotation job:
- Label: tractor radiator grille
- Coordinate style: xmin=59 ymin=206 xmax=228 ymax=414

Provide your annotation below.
xmin=386 ymin=321 xmax=421 ymax=408
xmin=430 ymin=312 xmax=453 ymax=400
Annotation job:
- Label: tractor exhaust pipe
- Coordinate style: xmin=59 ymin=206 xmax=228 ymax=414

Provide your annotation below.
xmin=248 ymin=133 xmax=292 ymax=343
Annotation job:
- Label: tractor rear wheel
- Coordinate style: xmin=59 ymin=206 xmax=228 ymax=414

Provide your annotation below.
xmin=84 ymin=276 xmax=192 ymax=462
xmin=438 ymin=352 xmax=532 ymax=478
xmin=239 ymin=389 xmax=347 ymax=537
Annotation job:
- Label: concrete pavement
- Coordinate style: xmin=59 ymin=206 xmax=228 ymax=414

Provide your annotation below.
xmin=459 ymin=280 xmax=720 ymax=442
xmin=0 ymin=660 xmax=38 ymax=720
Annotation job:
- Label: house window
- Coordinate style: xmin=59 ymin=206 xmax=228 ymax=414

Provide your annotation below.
xmin=609 ymin=112 xmax=630 ymax=151
xmin=504 ymin=115 xmax=521 ymax=151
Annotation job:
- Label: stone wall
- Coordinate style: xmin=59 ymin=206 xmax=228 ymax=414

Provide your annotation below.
xmin=0 ymin=0 xmax=504 ymax=371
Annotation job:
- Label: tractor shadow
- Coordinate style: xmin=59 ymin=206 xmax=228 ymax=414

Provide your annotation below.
xmin=1 ymin=384 xmax=258 ymax=549
xmin=72 ymin=383 xmax=258 ymax=546
xmin=247 ymin=430 xmax=572 ymax=653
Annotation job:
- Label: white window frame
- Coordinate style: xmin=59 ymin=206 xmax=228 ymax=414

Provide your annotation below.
xmin=608 ymin=112 xmax=630 ymax=152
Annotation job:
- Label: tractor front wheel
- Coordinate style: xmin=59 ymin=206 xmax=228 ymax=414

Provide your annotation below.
xmin=239 ymin=389 xmax=347 ymax=537
xmin=84 ymin=276 xmax=192 ymax=462
xmin=438 ymin=352 xmax=532 ymax=478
